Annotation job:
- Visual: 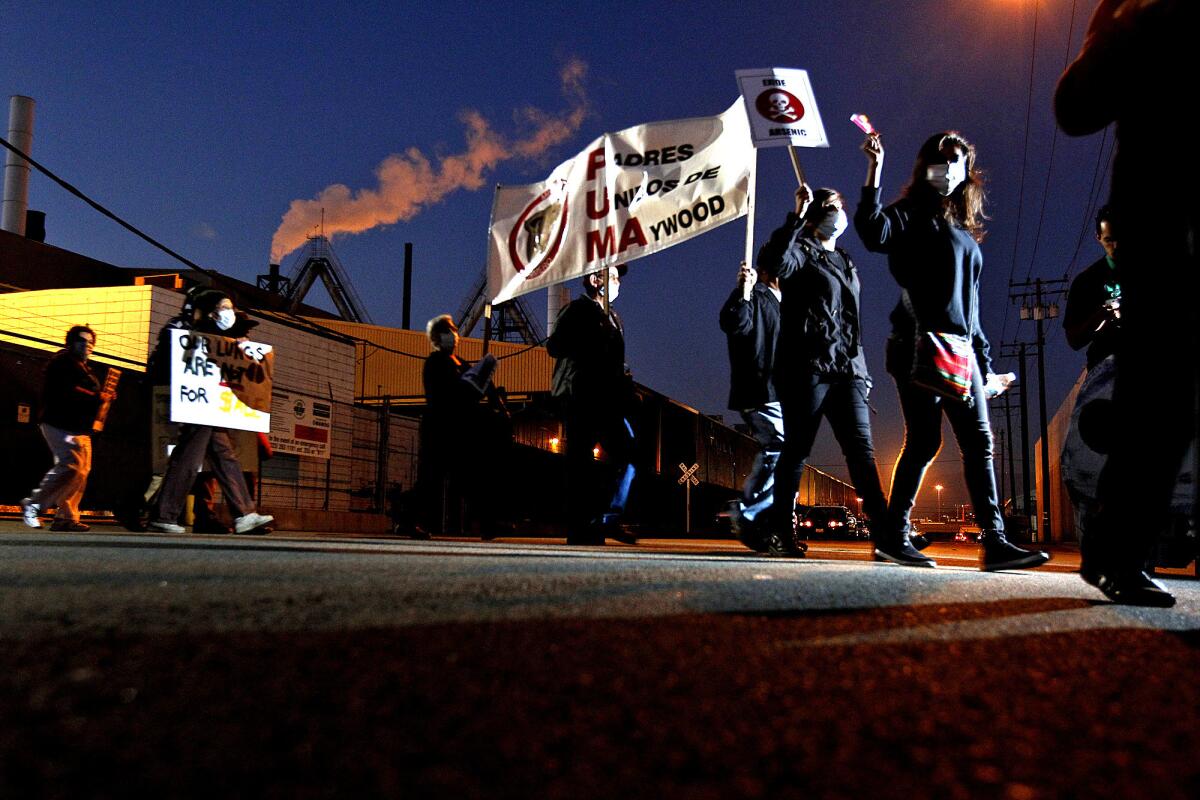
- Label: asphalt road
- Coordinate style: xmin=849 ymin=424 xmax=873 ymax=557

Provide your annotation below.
xmin=2 ymin=524 xmax=1197 ymax=799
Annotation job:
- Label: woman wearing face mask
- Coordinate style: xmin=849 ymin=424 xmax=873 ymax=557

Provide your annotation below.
xmin=855 ymin=131 xmax=1048 ymax=571
xmin=415 ymin=314 xmax=509 ymax=539
xmin=756 ymin=185 xmax=928 ymax=565
xmin=147 ymin=290 xmax=274 ymax=535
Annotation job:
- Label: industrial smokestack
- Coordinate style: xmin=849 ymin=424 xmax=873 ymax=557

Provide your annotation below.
xmin=2 ymin=95 xmax=35 ymax=236
xmin=547 ymin=283 xmax=570 ymax=335
xmin=25 ymin=209 xmax=45 ymax=242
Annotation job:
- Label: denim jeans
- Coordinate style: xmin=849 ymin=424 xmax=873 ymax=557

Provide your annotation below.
xmin=565 ymin=409 xmax=635 ymax=528
xmin=737 ymin=402 xmax=784 ymax=523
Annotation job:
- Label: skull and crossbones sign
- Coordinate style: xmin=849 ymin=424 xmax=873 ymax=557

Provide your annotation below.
xmin=765 ymin=92 xmax=798 ymax=122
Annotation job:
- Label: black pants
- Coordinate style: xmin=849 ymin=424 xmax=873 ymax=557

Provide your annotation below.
xmin=889 ymin=368 xmax=1003 ymax=533
xmin=769 ymin=375 xmax=888 ymax=532
xmin=417 ymin=413 xmax=512 ymax=534
xmin=1089 ymin=206 xmax=1197 ymax=574
xmin=564 ymin=406 xmax=635 ymax=530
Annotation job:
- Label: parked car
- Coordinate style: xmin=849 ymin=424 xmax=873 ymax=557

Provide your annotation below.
xmin=799 ymin=505 xmax=866 ymax=540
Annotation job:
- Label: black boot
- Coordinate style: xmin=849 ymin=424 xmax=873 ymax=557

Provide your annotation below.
xmin=761 ymin=505 xmax=806 ymax=557
xmin=1080 ymin=566 xmax=1176 ymax=607
xmin=980 ymin=530 xmax=1049 ymax=572
xmin=732 ymin=507 xmax=772 ymax=553
xmin=874 ymin=533 xmax=936 ymax=568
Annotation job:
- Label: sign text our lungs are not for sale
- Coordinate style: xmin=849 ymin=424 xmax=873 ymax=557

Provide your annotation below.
xmin=169 ymin=329 xmax=273 ymax=433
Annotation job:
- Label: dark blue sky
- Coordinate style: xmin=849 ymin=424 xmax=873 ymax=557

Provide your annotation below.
xmin=3 ymin=1 xmax=1106 ymax=510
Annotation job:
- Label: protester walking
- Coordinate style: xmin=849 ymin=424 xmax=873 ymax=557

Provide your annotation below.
xmin=22 ymin=325 xmax=113 ymax=531
xmin=147 ymin=290 xmax=274 ymax=535
xmin=758 ymin=183 xmax=928 ymax=565
xmin=416 ymin=313 xmax=511 ymax=539
xmin=719 ymin=259 xmax=782 ymax=552
xmin=855 ymin=130 xmax=1048 ymax=572
xmin=1055 ymin=0 xmax=1198 ymax=606
xmin=547 ymin=265 xmax=638 ymax=546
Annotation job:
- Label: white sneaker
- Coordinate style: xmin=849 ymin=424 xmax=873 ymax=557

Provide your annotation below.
xmin=234 ymin=512 xmax=274 ymax=534
xmin=21 ymin=498 xmax=41 ymax=528
xmin=149 ymin=520 xmax=186 ymax=534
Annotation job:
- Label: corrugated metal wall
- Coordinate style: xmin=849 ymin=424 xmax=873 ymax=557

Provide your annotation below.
xmin=309 ymin=319 xmax=553 ymax=400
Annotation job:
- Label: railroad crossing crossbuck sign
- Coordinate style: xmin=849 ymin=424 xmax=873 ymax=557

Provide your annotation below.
xmin=678 ymin=462 xmax=699 ymax=533
xmin=678 ymin=462 xmax=699 ymax=487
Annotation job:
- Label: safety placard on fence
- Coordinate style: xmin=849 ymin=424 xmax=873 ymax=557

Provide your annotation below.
xmin=268 ymin=390 xmax=332 ymax=459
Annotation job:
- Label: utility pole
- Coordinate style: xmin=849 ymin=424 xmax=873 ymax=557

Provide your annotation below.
xmin=1009 ymin=277 xmax=1068 ymax=543
xmin=998 ymin=342 xmax=1033 ymax=536
xmin=1000 ymin=390 xmax=1018 ymax=512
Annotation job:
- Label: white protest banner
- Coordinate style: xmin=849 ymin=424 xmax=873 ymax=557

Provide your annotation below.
xmin=487 ymin=100 xmax=753 ymax=303
xmin=735 ymin=68 xmax=828 ymax=149
xmin=268 ymin=391 xmax=332 ymax=459
xmin=169 ymin=329 xmax=272 ymax=433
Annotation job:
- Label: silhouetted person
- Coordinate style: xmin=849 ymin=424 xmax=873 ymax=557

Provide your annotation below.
xmin=759 ymin=184 xmax=921 ymax=564
xmin=719 ymin=259 xmax=782 ymax=552
xmin=416 ymin=314 xmax=510 ymax=539
xmin=1063 ymin=205 xmax=1123 ymax=371
xmin=1055 ymin=0 xmax=1198 ymax=606
xmin=547 ymin=266 xmax=637 ymax=546
xmin=22 ymin=325 xmax=113 ymax=531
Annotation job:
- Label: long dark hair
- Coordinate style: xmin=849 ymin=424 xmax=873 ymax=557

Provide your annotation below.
xmin=902 ymin=131 xmax=987 ymax=242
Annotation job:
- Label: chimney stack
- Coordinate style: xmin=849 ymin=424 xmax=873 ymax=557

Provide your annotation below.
xmin=2 ymin=95 xmax=35 ymax=236
xmin=24 ymin=209 xmax=45 ymax=242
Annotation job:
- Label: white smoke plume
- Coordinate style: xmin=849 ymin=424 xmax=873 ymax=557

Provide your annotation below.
xmin=270 ymin=59 xmax=589 ymax=262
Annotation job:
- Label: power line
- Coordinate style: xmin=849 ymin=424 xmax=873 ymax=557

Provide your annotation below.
xmin=1065 ymin=130 xmax=1116 ymax=280
xmin=1023 ymin=0 xmax=1081 ymax=283
xmin=0 ymin=134 xmax=544 ymax=367
xmin=999 ymin=0 xmax=1042 ymax=354
xmin=0 ymin=134 xmax=215 ymax=277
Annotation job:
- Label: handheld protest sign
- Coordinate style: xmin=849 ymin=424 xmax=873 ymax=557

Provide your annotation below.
xmin=92 ymin=367 xmax=122 ymax=432
xmin=735 ymin=68 xmax=829 ymax=150
xmin=169 ymin=329 xmax=273 ymax=433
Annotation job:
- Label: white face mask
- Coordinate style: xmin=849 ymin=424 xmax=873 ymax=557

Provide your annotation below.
xmin=606 ymin=279 xmax=620 ymax=304
xmin=815 ymin=208 xmax=848 ymax=240
xmin=926 ymin=161 xmax=967 ymax=196
xmin=215 ymin=309 xmax=236 ymax=330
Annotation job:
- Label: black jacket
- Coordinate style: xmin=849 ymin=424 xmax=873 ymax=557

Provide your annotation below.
xmin=719 ymin=282 xmax=781 ymax=409
xmin=854 ymin=187 xmax=993 ymax=377
xmin=757 ymin=213 xmax=871 ymax=385
xmin=422 ymin=350 xmax=483 ymax=447
xmin=547 ymin=295 xmax=630 ymax=411
xmin=148 ymin=310 xmax=259 ymax=385
xmin=40 ymin=350 xmax=101 ymax=434
xmin=1063 ymin=255 xmax=1121 ymax=370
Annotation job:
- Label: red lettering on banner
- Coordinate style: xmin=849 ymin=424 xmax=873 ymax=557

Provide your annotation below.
xmin=585 ymin=147 xmax=605 ymax=181
xmin=619 ymin=218 xmax=647 ymax=250
xmin=586 ymin=219 xmax=647 ymax=263
xmin=586 ymin=189 xmax=609 ymax=220
xmin=586 ymin=226 xmax=616 ymax=261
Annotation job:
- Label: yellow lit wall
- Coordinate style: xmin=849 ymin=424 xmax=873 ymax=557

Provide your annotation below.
xmin=310 ymin=318 xmax=553 ymax=400
xmin=0 ymin=285 xmax=156 ymax=371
